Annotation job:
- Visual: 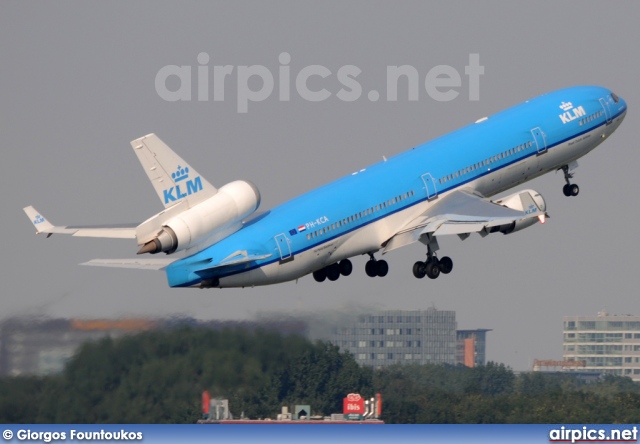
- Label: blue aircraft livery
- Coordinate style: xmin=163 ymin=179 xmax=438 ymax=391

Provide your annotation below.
xmin=24 ymin=85 xmax=627 ymax=289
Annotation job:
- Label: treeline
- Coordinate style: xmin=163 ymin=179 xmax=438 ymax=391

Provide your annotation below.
xmin=0 ymin=328 xmax=370 ymax=423
xmin=375 ymin=362 xmax=640 ymax=423
xmin=1 ymin=327 xmax=639 ymax=423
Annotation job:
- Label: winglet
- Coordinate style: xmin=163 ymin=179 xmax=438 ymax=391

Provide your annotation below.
xmin=23 ymin=206 xmax=55 ymax=235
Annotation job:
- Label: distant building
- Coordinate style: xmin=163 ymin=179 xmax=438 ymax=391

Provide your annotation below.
xmin=563 ymin=311 xmax=640 ymax=382
xmin=326 ymin=308 xmax=456 ymax=367
xmin=0 ymin=317 xmax=308 ymax=376
xmin=456 ymin=329 xmax=491 ymax=367
xmin=318 ymin=308 xmax=490 ymax=368
xmin=0 ymin=318 xmax=156 ymax=376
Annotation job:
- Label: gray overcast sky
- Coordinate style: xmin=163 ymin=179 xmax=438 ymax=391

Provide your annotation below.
xmin=2 ymin=1 xmax=639 ymax=371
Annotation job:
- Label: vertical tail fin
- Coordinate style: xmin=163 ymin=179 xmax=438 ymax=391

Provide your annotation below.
xmin=130 ymin=134 xmax=217 ymax=209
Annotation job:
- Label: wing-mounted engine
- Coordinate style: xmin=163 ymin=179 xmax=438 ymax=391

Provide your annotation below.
xmin=137 ymin=180 xmax=261 ymax=254
xmin=490 ymin=189 xmax=546 ymax=234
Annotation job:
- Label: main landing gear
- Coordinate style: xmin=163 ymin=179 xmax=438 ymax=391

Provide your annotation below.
xmin=413 ymin=255 xmax=453 ymax=280
xmin=313 ymin=259 xmax=353 ymax=282
xmin=561 ymin=165 xmax=580 ymax=197
xmin=412 ymin=236 xmax=453 ymax=280
xmin=365 ymin=253 xmax=388 ymax=278
xmin=313 ymin=254 xmax=389 ymax=283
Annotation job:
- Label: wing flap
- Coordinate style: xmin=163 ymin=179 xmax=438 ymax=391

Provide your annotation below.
xmin=433 ymin=222 xmax=487 ymax=236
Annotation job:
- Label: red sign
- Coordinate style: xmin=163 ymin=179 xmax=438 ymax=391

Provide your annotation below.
xmin=343 ymin=393 xmax=365 ymax=415
xmin=202 ymin=390 xmax=210 ymax=415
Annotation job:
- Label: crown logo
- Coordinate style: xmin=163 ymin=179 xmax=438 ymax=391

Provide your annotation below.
xmin=559 ymin=102 xmax=573 ymax=111
xmin=172 ymin=165 xmax=189 ymax=183
xmin=34 ymin=215 xmax=45 ymax=224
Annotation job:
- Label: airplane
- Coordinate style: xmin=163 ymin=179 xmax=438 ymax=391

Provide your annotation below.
xmin=24 ymin=85 xmax=626 ymax=288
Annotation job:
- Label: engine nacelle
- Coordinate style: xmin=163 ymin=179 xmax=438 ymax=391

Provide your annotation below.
xmin=493 ymin=217 xmax=539 ymax=235
xmin=491 ymin=189 xmax=546 ymax=235
xmin=138 ymin=180 xmax=260 ymax=254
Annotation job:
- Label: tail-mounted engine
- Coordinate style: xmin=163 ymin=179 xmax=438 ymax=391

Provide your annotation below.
xmin=137 ymin=180 xmax=260 ymax=254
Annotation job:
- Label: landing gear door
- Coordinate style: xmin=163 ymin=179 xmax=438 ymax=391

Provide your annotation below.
xmin=599 ymin=97 xmax=612 ymax=124
xmin=274 ymin=233 xmax=293 ymax=263
xmin=421 ymin=173 xmax=438 ymax=200
xmin=531 ymin=127 xmax=547 ymax=154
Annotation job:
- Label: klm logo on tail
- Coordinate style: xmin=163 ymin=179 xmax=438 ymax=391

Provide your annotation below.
xmin=163 ymin=165 xmax=203 ymax=204
xmin=558 ymin=101 xmax=586 ymax=124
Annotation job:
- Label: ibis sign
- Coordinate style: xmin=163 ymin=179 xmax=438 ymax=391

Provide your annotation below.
xmin=343 ymin=393 xmax=365 ymax=420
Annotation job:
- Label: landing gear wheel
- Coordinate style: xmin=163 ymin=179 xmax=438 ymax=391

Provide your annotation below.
xmin=326 ymin=264 xmax=340 ymax=281
xmin=313 ymin=269 xmax=326 ymax=282
xmin=561 ymin=165 xmax=579 ymax=197
xmin=339 ymin=259 xmax=353 ymax=276
xmin=439 ymin=256 xmax=453 ymax=274
xmin=413 ymin=261 xmax=426 ymax=279
xmin=425 ymin=260 xmax=440 ymax=279
xmin=570 ymin=183 xmax=579 ymax=196
xmin=375 ymin=260 xmax=389 ymax=277
xmin=365 ymin=260 xmax=378 ymax=277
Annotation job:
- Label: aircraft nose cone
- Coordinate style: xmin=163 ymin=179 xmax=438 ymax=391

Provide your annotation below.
xmin=620 ymin=97 xmax=628 ymax=113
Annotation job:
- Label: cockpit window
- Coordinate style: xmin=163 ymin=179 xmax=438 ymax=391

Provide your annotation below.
xmin=611 ymin=92 xmax=620 ymax=104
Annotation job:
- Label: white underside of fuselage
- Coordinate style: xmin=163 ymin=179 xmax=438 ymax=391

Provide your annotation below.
xmin=206 ymin=113 xmax=624 ymax=289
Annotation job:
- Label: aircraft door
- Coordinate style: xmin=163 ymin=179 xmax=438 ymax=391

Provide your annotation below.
xmin=421 ymin=173 xmax=438 ymax=200
xmin=599 ymin=97 xmax=612 ymax=124
xmin=531 ymin=127 xmax=547 ymax=154
xmin=274 ymin=233 xmax=293 ymax=262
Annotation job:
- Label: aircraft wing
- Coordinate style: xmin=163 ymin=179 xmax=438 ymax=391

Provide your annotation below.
xmin=206 ymin=250 xmax=273 ymax=269
xmin=382 ymin=189 xmax=547 ymax=253
xmin=191 ymin=250 xmax=273 ymax=276
xmin=23 ymin=206 xmax=137 ymax=239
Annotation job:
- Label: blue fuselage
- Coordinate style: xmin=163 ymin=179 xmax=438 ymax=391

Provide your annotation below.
xmin=166 ymin=86 xmax=627 ymax=288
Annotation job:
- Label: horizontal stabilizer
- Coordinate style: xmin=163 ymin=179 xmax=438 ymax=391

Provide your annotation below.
xmin=23 ymin=206 xmax=137 ymax=239
xmin=81 ymin=258 xmax=177 ymax=270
